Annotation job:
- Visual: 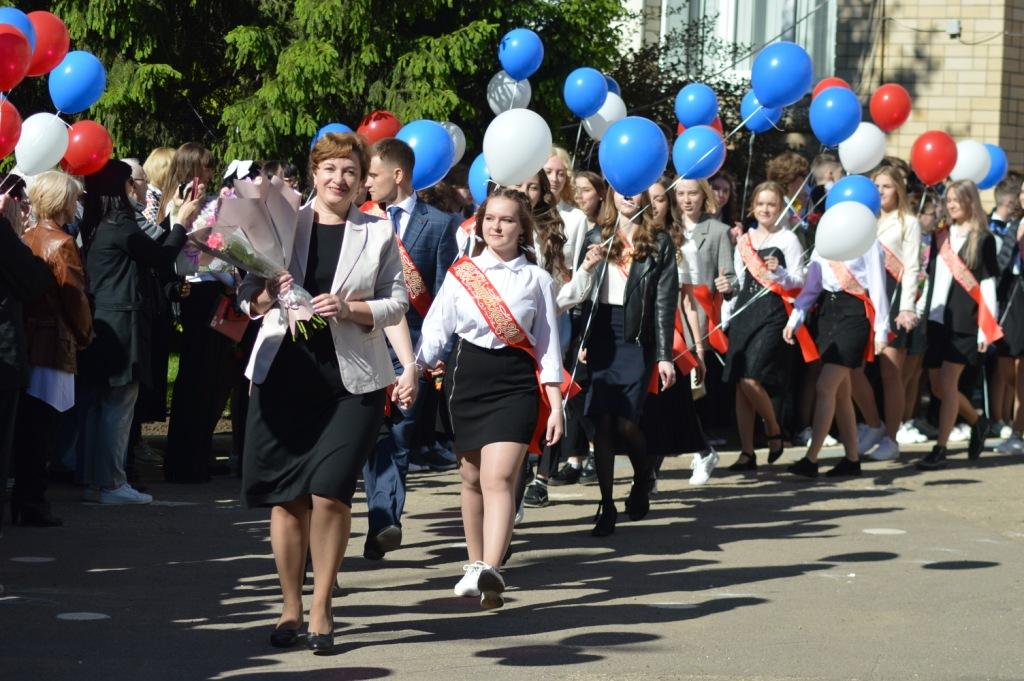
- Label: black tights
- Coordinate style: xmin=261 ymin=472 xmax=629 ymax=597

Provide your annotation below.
xmin=593 ymin=415 xmax=651 ymax=506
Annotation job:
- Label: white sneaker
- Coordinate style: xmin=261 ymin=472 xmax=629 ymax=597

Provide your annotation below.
xmin=866 ymin=436 xmax=899 ymax=461
xmin=689 ymin=450 xmax=719 ymax=486
xmin=996 ymin=433 xmax=1024 ymax=454
xmin=476 ymin=564 xmax=506 ymax=609
xmin=794 ymin=427 xmax=813 ymax=447
xmin=823 ymin=433 xmax=839 ymax=447
xmin=514 ymin=499 xmax=524 ymax=526
xmin=99 ymin=483 xmax=153 ymax=505
xmin=999 ymin=422 xmax=1013 ymax=439
xmin=454 ymin=561 xmax=486 ymax=597
xmin=857 ymin=425 xmax=886 ymax=455
xmin=949 ymin=423 xmax=971 ymax=442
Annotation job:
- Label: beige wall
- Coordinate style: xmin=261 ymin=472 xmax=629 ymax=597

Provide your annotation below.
xmin=835 ymin=0 xmax=1023 ymax=173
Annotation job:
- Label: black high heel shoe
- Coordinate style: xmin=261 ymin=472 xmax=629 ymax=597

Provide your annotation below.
xmin=10 ymin=500 xmax=63 ymax=527
xmin=306 ymin=615 xmax=334 ymax=654
xmin=269 ymin=623 xmax=301 ymax=648
xmin=626 ymin=483 xmax=650 ymax=521
xmin=766 ymin=434 xmax=785 ymax=464
xmin=726 ymin=452 xmax=757 ymax=472
xmin=591 ymin=503 xmax=617 ymax=537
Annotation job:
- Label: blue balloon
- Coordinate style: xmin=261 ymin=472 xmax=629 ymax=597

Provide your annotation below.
xmin=310 ymin=123 xmax=353 ymax=149
xmin=396 ymin=120 xmax=456 ymax=191
xmin=598 ymin=117 xmax=669 ymax=197
xmin=826 ymin=174 xmax=881 ymax=215
xmin=740 ymin=90 xmax=782 ymax=134
xmin=498 ymin=28 xmax=544 ymax=81
xmin=809 ymin=86 xmax=862 ymax=147
xmin=978 ymin=144 xmax=1008 ymax=190
xmin=675 ymin=83 xmax=718 ymax=128
xmin=48 ymin=51 xmax=106 ymax=114
xmin=605 ymin=75 xmax=621 ymax=97
xmin=752 ymin=41 xmax=812 ymax=109
xmin=564 ymin=67 xmax=609 ymax=118
xmin=0 ymin=7 xmax=36 ymax=52
xmin=469 ymin=153 xmax=491 ymax=205
xmin=672 ymin=125 xmax=726 ymax=181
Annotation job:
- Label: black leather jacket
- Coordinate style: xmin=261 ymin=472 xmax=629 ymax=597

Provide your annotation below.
xmin=576 ymin=227 xmax=678 ymax=362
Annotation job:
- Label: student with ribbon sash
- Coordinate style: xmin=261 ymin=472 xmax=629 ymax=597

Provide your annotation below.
xmin=994 ymin=177 xmax=1024 ymax=455
xmin=416 ymin=188 xmax=564 ymax=610
xmin=722 ymin=181 xmax=809 ymax=473
xmin=570 ymin=188 xmax=679 ymax=537
xmin=848 ymin=165 xmax=923 ymax=462
xmin=360 ymin=138 xmax=460 ymax=561
xmin=918 ymin=180 xmax=1002 ymax=470
xmin=783 ymin=243 xmax=890 ymax=478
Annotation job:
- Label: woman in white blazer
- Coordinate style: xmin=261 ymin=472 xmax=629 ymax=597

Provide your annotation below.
xmin=238 ymin=132 xmax=411 ymax=654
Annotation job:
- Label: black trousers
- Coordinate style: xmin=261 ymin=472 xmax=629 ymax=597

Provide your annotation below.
xmin=12 ymin=392 xmax=58 ymax=506
xmin=0 ymin=388 xmax=19 ymax=530
xmin=164 ymin=281 xmax=240 ymax=482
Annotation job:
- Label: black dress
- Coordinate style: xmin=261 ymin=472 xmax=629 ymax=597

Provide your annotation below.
xmin=242 ymin=223 xmax=386 ymax=508
xmin=722 ymin=246 xmax=792 ymax=391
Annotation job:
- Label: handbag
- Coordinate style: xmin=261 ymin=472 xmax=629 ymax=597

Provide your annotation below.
xmin=209 ymin=294 xmax=249 ymax=342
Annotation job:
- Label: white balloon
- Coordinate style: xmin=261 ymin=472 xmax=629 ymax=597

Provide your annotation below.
xmin=815 ymin=202 xmax=878 ymax=261
xmin=949 ymin=139 xmax=991 ymax=183
xmin=583 ymin=92 xmax=627 ymax=141
xmin=15 ymin=113 xmax=69 ymax=176
xmin=838 ymin=122 xmax=887 ymax=175
xmin=487 ymin=71 xmax=532 ymax=115
xmin=483 ymin=109 xmax=552 ymax=187
xmin=441 ymin=122 xmax=466 ymax=167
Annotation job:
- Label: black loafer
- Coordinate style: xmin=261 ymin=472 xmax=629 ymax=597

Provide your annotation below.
xmin=787 ymin=456 xmax=819 ymax=478
xmin=306 ymin=630 xmax=334 ymax=654
xmin=825 ymin=457 xmax=862 ymax=477
xmin=916 ymin=445 xmax=948 ymax=470
xmin=269 ymin=626 xmax=300 ymax=648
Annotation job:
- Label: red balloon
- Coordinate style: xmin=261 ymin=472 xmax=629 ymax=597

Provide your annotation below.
xmin=870 ymin=83 xmax=912 ymax=133
xmin=910 ymin=130 xmax=957 ymax=186
xmin=812 ymin=76 xmax=850 ymax=100
xmin=26 ymin=11 xmax=70 ymax=77
xmin=60 ymin=120 xmax=113 ymax=176
xmin=678 ymin=117 xmax=723 ymax=137
xmin=0 ymin=25 xmax=30 ymax=91
xmin=0 ymin=98 xmax=21 ymax=158
xmin=356 ymin=110 xmax=402 ymax=145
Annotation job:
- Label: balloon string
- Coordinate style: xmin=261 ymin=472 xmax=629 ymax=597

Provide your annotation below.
xmin=740 ymin=133 xmax=756 ymax=220
xmin=570 ymin=122 xmax=583 ymax=170
xmin=918 ymin=186 xmax=929 ymax=215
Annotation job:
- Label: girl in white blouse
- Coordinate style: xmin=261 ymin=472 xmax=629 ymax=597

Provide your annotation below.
xmin=783 ymin=244 xmax=891 ymax=477
xmin=416 ymin=188 xmax=563 ymax=609
xmin=849 ymin=165 xmax=922 ymax=461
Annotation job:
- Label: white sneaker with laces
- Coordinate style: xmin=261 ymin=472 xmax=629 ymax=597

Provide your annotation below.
xmin=689 ymin=450 xmax=719 ymax=486
xmin=995 ymin=433 xmax=1024 ymax=454
xmin=866 ymin=436 xmax=899 ymax=461
xmin=896 ymin=421 xmax=916 ymax=445
xmin=100 ymin=483 xmax=153 ymax=505
xmin=949 ymin=423 xmax=971 ymax=442
xmin=454 ymin=561 xmax=486 ymax=597
xmin=476 ymin=564 xmax=506 ymax=609
xmin=857 ymin=425 xmax=886 ymax=455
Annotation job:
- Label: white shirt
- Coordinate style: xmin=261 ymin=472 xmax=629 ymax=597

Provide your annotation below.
xmin=927 ymin=224 xmax=998 ymax=344
xmin=876 ymin=211 xmax=922 ymax=313
xmin=415 ymin=249 xmax=563 ymax=384
xmin=787 ymin=243 xmax=891 ymax=340
xmin=388 ymin=194 xmax=417 ymax=240
xmin=26 ymin=366 xmax=75 ymax=412
xmin=680 ymin=229 xmax=700 ymax=286
xmin=558 ymin=201 xmax=590 ymax=271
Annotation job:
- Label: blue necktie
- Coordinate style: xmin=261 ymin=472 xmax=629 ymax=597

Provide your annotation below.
xmin=388 ymin=205 xmax=402 ymax=236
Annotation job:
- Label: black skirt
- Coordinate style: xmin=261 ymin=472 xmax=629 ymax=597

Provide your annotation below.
xmin=722 ymin=279 xmax=790 ymax=390
xmin=641 ymin=368 xmax=708 ymax=457
xmin=997 ymin=279 xmax=1024 ymax=357
xmin=442 ymin=339 xmax=539 ymax=452
xmin=584 ymin=304 xmax=652 ymax=421
xmin=815 ymin=291 xmax=870 ymax=369
xmin=925 ymin=321 xmax=980 ymax=368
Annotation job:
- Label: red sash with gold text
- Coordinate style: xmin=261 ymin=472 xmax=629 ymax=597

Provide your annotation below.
xmin=737 ymin=234 xmax=820 ymax=362
xmin=361 ymin=200 xmax=433 ymax=318
xmin=880 ymin=243 xmax=904 ymax=283
xmin=448 ymin=257 xmax=581 ymax=454
xmin=359 ymin=200 xmax=386 ymax=218
xmin=692 ymin=284 xmax=729 ymax=354
xmin=935 ymin=228 xmax=1003 ymax=344
xmin=828 ymin=261 xmax=878 ymax=362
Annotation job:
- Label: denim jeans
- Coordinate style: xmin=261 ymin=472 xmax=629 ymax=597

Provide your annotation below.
xmin=81 ymin=382 xmax=140 ymax=490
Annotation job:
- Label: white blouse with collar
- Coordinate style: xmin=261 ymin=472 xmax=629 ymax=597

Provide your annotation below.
xmin=416 ymin=250 xmax=563 ymax=384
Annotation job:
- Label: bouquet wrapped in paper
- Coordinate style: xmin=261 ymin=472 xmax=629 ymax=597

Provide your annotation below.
xmin=187 ymin=177 xmax=325 ymax=338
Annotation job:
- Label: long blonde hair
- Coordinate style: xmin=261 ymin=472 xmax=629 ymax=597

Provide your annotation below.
xmin=547 ymin=146 xmax=577 ymax=207
xmin=944 ymin=179 xmax=989 ymax=269
xmin=871 ymin=165 xmax=910 ymax=221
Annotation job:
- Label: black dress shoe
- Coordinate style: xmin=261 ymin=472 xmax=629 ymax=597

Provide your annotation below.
xmin=766 ymin=434 xmax=785 ymax=463
xmin=269 ymin=626 xmax=301 ymax=648
xmin=787 ymin=456 xmax=819 ymax=478
xmin=548 ymin=463 xmax=581 ymax=486
xmin=916 ymin=445 xmax=948 ymax=470
xmin=591 ymin=503 xmax=617 ymax=537
xmin=727 ymin=452 xmax=757 ymax=472
xmin=306 ymin=618 xmax=334 ymax=654
xmin=825 ymin=457 xmax=861 ymax=477
xmin=626 ymin=483 xmax=650 ymax=521
xmin=579 ymin=455 xmax=597 ymax=485
xmin=968 ymin=416 xmax=989 ymax=460
xmin=364 ymin=525 xmax=402 ymax=560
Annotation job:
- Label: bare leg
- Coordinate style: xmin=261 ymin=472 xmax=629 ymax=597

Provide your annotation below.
xmin=902 ymin=353 xmax=924 ymax=421
xmin=806 ymin=364 xmax=847 ymax=463
xmin=270 ymin=498 xmax=310 ymax=629
xmin=851 ymin=367 xmax=882 ymax=428
xmin=458 ymin=450 xmax=483 ymax=563
xmin=991 ymin=357 xmax=1012 ymax=424
xmin=307 ymin=495 xmax=349 ymax=635
xmin=933 ymin=362 xmax=968 ymax=447
xmin=878 ymin=347 xmax=906 ymax=439
xmin=1014 ymin=360 xmax=1024 ymax=433
xmin=739 ymin=378 xmax=781 ymax=440
xmin=835 ymin=371 xmax=859 ymax=461
xmin=798 ymin=363 xmax=821 ymax=430
xmin=478 ymin=442 xmax=529 ymax=568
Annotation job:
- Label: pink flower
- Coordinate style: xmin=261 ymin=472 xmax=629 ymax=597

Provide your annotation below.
xmin=206 ymin=232 xmax=225 ymax=250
